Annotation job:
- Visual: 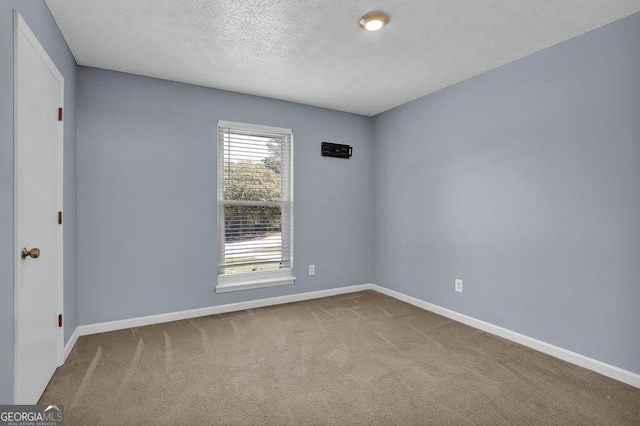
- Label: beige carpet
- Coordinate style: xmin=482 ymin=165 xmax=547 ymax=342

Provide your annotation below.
xmin=41 ymin=291 xmax=640 ymax=425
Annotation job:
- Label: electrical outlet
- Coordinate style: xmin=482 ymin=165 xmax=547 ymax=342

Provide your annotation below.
xmin=309 ymin=265 xmax=315 ymax=276
xmin=455 ymin=279 xmax=463 ymax=293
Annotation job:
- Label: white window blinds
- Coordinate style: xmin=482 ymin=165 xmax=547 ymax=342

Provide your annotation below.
xmin=217 ymin=121 xmax=293 ymax=277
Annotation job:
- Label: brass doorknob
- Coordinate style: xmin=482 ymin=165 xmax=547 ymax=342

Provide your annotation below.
xmin=21 ymin=247 xmax=40 ymax=260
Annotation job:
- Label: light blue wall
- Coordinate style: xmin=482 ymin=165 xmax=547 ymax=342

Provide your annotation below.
xmin=0 ymin=0 xmax=77 ymax=403
xmin=76 ymin=67 xmax=374 ymax=325
xmin=373 ymin=12 xmax=640 ymax=374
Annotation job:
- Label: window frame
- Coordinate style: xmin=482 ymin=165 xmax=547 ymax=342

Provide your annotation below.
xmin=216 ymin=120 xmax=295 ymax=293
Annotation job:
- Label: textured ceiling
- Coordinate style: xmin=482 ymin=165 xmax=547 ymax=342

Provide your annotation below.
xmin=45 ymin=0 xmax=640 ymax=116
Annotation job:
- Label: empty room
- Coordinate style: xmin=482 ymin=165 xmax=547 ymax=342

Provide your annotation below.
xmin=1 ymin=0 xmax=640 ymax=424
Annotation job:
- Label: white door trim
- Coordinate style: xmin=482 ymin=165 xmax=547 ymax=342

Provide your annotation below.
xmin=13 ymin=10 xmax=64 ymax=402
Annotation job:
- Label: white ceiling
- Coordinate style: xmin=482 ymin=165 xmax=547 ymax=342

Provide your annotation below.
xmin=45 ymin=0 xmax=640 ymax=116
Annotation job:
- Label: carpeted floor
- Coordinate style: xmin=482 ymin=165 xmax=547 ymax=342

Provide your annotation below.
xmin=41 ymin=290 xmax=640 ymax=425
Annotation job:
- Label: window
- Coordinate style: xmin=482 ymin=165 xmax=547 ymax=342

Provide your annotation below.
xmin=216 ymin=120 xmax=294 ymax=292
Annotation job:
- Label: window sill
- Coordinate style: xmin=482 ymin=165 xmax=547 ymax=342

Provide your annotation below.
xmin=216 ymin=271 xmax=296 ymax=293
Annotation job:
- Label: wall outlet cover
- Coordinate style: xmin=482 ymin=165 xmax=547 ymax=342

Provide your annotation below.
xmin=455 ymin=279 xmax=463 ymax=293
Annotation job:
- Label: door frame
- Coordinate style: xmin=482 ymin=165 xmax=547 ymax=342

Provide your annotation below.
xmin=13 ymin=10 xmax=64 ymax=402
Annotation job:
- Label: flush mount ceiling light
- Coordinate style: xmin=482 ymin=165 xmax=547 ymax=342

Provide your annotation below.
xmin=359 ymin=11 xmax=389 ymax=31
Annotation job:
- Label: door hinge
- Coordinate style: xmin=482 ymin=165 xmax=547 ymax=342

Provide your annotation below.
xmin=58 ymin=211 xmax=63 ymax=225
xmin=58 ymin=314 xmax=63 ymax=327
xmin=58 ymin=107 xmax=63 ymax=122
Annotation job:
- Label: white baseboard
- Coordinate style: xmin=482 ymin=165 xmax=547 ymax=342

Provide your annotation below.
xmin=64 ymin=282 xmax=639 ymax=389
xmin=369 ymin=284 xmax=640 ymax=389
xmin=63 ymin=327 xmax=79 ymax=362
xmin=76 ymin=284 xmax=372 ymax=337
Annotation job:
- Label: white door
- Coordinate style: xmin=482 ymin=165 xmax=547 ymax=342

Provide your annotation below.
xmin=14 ymin=12 xmax=64 ymax=405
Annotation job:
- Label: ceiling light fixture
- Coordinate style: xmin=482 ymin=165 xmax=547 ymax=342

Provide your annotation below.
xmin=359 ymin=11 xmax=389 ymax=31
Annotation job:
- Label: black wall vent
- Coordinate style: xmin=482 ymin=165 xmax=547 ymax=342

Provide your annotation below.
xmin=321 ymin=142 xmax=352 ymax=159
